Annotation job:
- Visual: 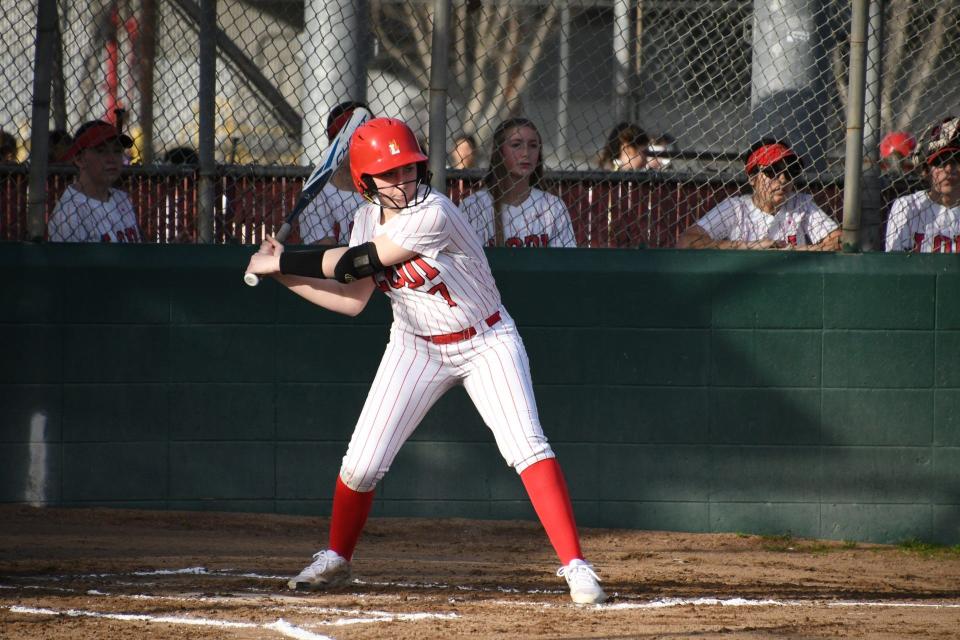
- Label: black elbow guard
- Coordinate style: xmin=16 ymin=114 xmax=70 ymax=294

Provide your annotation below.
xmin=334 ymin=242 xmax=385 ymax=283
xmin=279 ymin=245 xmax=339 ymax=278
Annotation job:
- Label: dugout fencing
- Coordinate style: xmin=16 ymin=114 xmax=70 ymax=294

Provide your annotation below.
xmin=0 ymin=0 xmax=958 ymax=248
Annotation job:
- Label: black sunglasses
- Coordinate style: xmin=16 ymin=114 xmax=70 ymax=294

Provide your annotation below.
xmin=756 ymin=162 xmax=800 ymax=179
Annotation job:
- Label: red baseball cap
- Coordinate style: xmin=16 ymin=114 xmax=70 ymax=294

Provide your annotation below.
xmin=62 ymin=120 xmax=133 ymax=161
xmin=745 ymin=143 xmax=797 ymax=173
xmin=927 ymin=145 xmax=960 ymax=165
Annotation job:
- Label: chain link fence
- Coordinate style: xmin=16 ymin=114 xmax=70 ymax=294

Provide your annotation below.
xmin=1 ymin=0 xmax=959 ymax=250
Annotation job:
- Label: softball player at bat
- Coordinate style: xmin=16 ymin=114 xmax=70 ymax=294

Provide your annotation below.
xmin=246 ymin=117 xmax=606 ymax=605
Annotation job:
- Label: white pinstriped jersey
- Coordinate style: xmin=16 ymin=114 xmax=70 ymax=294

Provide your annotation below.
xmin=885 ymin=191 xmax=960 ymax=253
xmin=299 ymin=183 xmax=366 ymax=244
xmin=695 ymin=193 xmax=837 ymax=246
xmin=48 ymin=185 xmax=142 ymax=243
xmin=459 ymin=188 xmax=577 ymax=248
xmin=349 ymin=188 xmax=501 ymax=336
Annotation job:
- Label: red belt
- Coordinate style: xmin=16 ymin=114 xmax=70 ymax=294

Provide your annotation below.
xmin=419 ymin=312 xmax=501 ymax=345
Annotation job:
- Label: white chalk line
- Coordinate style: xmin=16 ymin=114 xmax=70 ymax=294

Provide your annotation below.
xmin=7 ymin=569 xmax=960 ymax=614
xmin=486 ymin=596 xmax=960 ymax=610
xmin=5 ymin=605 xmax=332 ymax=640
xmin=3 ymin=586 xmax=461 ymax=630
xmin=5 ymin=567 xmax=568 ymax=597
xmin=85 ymin=588 xmax=461 ymax=624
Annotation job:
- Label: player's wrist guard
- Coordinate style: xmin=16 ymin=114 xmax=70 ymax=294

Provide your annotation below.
xmin=279 ymin=246 xmax=340 ymax=279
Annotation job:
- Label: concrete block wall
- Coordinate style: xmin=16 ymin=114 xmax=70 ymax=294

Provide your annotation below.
xmin=1 ymin=244 xmax=957 ymax=544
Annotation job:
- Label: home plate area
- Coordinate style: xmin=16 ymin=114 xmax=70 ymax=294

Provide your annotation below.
xmin=1 ymin=506 xmax=958 ymax=639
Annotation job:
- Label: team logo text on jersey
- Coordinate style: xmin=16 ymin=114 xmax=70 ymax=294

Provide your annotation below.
xmin=491 ymin=233 xmax=551 ymax=248
xmin=102 ymin=227 xmax=140 ymax=243
xmin=375 ymin=255 xmax=457 ymax=307
xmin=914 ymin=233 xmax=960 ymax=253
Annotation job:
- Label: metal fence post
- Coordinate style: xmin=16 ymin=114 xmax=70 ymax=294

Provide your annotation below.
xmin=613 ymin=0 xmax=632 ymax=122
xmin=302 ymin=0 xmax=367 ymax=162
xmin=26 ymin=0 xmax=58 ymax=242
xmin=428 ymin=0 xmax=450 ymax=192
xmin=197 ymin=0 xmax=216 ymax=243
xmin=555 ymin=2 xmax=571 ymax=161
xmin=841 ymin=0 xmax=870 ymax=252
xmin=860 ymin=0 xmax=884 ymax=250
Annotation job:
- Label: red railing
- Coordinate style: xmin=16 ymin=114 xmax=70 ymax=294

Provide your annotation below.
xmin=0 ymin=167 xmax=865 ymax=247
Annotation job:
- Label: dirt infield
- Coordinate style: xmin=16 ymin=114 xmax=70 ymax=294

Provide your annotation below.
xmin=1 ymin=506 xmax=958 ymax=639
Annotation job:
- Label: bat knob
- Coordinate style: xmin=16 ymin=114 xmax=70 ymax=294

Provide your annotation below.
xmin=243 ymin=273 xmax=261 ymax=287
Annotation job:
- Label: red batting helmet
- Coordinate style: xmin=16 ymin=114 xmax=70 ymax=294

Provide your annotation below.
xmin=349 ymin=118 xmax=429 ymax=200
xmin=879 ymin=131 xmax=916 ymax=159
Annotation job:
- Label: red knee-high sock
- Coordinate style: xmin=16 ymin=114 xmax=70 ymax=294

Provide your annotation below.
xmin=520 ymin=458 xmax=583 ymax=565
xmin=328 ymin=476 xmax=374 ymax=561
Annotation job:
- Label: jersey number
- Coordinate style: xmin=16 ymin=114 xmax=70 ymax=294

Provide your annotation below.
xmin=380 ymin=257 xmax=458 ymax=307
xmin=427 ymin=283 xmax=456 ymax=307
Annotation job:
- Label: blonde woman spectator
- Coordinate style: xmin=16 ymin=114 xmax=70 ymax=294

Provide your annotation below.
xmin=460 ymin=118 xmax=576 ymax=248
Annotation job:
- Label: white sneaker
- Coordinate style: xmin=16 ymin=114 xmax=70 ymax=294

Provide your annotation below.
xmin=287 ymin=550 xmax=351 ymax=590
xmin=557 ymin=559 xmax=606 ymax=604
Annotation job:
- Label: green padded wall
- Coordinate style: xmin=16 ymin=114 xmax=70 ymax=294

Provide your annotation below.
xmin=1 ymin=244 xmax=958 ymax=544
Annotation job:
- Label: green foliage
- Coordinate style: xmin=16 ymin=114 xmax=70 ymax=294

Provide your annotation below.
xmin=896 ymin=538 xmax=960 ymax=557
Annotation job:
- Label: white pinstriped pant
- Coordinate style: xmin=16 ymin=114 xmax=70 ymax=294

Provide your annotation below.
xmin=339 ymin=307 xmax=555 ymax=492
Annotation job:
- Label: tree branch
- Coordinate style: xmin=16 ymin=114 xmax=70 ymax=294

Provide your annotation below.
xmin=899 ymin=0 xmax=956 ymax=130
xmin=881 ymin=0 xmax=911 ymax=131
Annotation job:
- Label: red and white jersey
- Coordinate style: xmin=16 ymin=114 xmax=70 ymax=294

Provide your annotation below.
xmin=459 ymin=188 xmax=577 ymax=248
xmin=695 ymin=193 xmax=837 ymax=246
xmin=48 ymin=185 xmax=141 ymax=243
xmin=299 ymin=183 xmax=366 ymax=244
xmin=350 ymin=188 xmax=502 ymax=336
xmin=885 ymin=191 xmax=960 ymax=253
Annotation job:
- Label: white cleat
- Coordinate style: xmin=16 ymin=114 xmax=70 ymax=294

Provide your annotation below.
xmin=287 ymin=550 xmax=352 ymax=591
xmin=557 ymin=559 xmax=607 ymax=604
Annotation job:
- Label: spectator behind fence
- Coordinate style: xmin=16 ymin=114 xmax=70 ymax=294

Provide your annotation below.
xmin=677 ymin=138 xmax=840 ymax=251
xmin=164 ymin=146 xmax=199 ymax=165
xmin=646 ymin=133 xmax=677 ymax=170
xmin=449 ymin=133 xmax=478 ymax=170
xmin=48 ymin=130 xmax=74 ymax=163
xmin=299 ymin=101 xmax=371 ymax=245
xmin=879 ymin=131 xmax=917 ymax=176
xmin=459 ymin=117 xmax=576 ymax=248
xmin=597 ymin=122 xmax=649 ymax=171
xmin=47 ymin=120 xmax=142 ymax=243
xmin=885 ymin=116 xmax=960 ymax=253
xmin=0 ymin=130 xmax=17 ymax=162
